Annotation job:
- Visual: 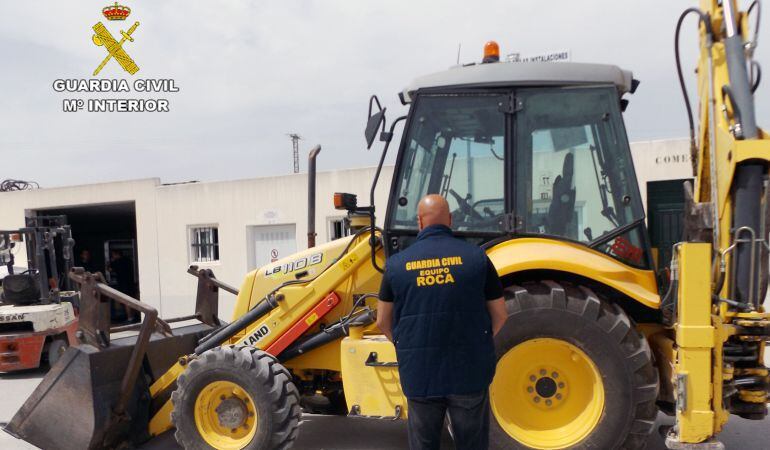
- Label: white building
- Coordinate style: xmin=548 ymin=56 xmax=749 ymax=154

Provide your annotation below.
xmin=0 ymin=138 xmax=692 ymax=319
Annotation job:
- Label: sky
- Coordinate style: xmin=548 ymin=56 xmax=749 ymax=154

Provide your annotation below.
xmin=0 ymin=0 xmax=768 ymax=188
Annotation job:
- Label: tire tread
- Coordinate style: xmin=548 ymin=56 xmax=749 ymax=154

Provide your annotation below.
xmin=171 ymin=345 xmax=301 ymax=450
xmin=496 ymin=280 xmax=658 ymax=450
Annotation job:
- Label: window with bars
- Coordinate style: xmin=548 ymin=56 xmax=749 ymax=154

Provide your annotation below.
xmin=190 ymin=226 xmax=219 ymax=263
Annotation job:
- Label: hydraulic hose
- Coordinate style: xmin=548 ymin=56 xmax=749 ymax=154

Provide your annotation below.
xmin=748 ymin=0 xmax=762 ymax=53
xmin=195 ymin=226 xmax=375 ymax=352
xmin=674 ymin=8 xmax=713 ymax=170
xmin=748 ymin=1 xmax=763 ymax=92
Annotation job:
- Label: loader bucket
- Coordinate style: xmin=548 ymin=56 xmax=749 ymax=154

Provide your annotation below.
xmin=5 ymin=323 xmax=211 ymax=450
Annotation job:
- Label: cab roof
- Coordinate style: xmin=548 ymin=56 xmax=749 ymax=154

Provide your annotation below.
xmin=401 ymin=62 xmax=634 ymax=103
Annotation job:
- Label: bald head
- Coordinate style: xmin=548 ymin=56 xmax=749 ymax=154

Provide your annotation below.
xmin=417 ymin=194 xmax=452 ymax=230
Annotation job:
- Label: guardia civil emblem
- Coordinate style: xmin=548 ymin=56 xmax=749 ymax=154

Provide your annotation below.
xmin=91 ymin=2 xmax=140 ymax=76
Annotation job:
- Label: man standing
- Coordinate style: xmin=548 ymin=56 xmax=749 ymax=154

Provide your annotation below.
xmin=377 ymin=194 xmax=508 ymax=450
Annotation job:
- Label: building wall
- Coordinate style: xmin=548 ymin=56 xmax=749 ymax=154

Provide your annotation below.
xmin=629 ymin=138 xmax=694 ymax=212
xmin=0 ymin=139 xmax=693 ymax=319
xmin=152 ymin=166 xmax=394 ymax=319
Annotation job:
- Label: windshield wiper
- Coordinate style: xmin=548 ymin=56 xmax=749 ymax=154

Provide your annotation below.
xmin=440 ymin=152 xmax=457 ymax=197
xmin=588 ymin=140 xmax=619 ymax=227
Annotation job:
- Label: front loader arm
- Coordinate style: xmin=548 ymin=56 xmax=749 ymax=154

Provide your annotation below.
xmin=147 ymin=231 xmax=385 ymax=437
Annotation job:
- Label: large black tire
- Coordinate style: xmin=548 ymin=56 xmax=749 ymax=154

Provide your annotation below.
xmin=490 ymin=280 xmax=659 ymax=450
xmin=171 ymin=345 xmax=301 ymax=450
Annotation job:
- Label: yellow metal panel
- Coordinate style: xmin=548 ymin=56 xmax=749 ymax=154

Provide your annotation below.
xmin=284 ymin=339 xmax=342 ymax=372
xmin=340 ymin=335 xmax=407 ymax=418
xmin=149 ymin=360 xmax=185 ymax=397
xmin=486 ymin=238 xmax=660 ymax=308
xmin=148 ymin=399 xmax=174 ymax=436
xmin=675 ymin=326 xmax=714 ymax=347
xmin=712 ymin=317 xmax=730 ymax=434
xmin=229 ymin=235 xmax=377 ymax=351
xmin=234 ymin=237 xmax=354 ymax=317
xmin=675 ymin=243 xmax=715 ymax=443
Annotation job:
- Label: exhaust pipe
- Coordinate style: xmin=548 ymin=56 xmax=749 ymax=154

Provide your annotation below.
xmin=308 ymin=145 xmax=321 ymax=248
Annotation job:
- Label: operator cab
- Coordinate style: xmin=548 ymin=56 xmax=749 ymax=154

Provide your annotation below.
xmin=382 ymin=44 xmax=651 ymax=269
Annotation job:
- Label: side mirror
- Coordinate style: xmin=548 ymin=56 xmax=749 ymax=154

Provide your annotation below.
xmin=365 ymin=95 xmax=387 ymax=149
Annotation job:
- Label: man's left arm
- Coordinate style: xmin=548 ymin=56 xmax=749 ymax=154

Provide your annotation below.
xmin=483 ymin=256 xmax=508 ymax=336
xmin=377 ymin=301 xmax=394 ymax=342
xmin=376 ymin=271 xmax=395 ymax=342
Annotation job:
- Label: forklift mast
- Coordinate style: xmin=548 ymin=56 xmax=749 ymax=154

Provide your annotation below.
xmin=1 ymin=215 xmax=75 ymax=303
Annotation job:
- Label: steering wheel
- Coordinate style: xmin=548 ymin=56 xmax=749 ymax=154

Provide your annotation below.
xmin=448 ymin=189 xmax=484 ymax=221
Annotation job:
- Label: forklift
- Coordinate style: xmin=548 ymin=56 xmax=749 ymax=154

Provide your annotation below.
xmin=0 ymin=216 xmax=79 ymax=371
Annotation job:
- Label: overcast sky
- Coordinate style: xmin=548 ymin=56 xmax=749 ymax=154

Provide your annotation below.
xmin=1 ymin=0 xmax=767 ymax=188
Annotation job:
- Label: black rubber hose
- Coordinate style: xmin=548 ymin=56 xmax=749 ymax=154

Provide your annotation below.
xmin=194 ymin=297 xmax=278 ymax=354
xmin=674 ymin=8 xmax=713 ymax=162
xmin=195 ymin=226 xmax=374 ymax=349
xmin=748 ymin=0 xmax=761 ymax=49
xmin=751 ymin=61 xmax=762 ymax=93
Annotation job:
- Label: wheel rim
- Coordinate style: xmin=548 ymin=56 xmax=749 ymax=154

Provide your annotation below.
xmin=490 ymin=338 xmax=605 ymax=449
xmin=194 ymin=380 xmax=258 ymax=450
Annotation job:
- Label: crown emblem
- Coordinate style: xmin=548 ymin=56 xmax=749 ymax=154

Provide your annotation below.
xmin=102 ymin=2 xmax=131 ymax=21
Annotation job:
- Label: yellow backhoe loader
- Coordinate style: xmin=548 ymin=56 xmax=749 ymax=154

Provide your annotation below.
xmin=5 ymin=1 xmax=770 ymax=448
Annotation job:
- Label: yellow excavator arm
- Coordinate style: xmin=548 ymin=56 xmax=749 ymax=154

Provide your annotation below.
xmin=668 ymin=0 xmax=770 ymax=446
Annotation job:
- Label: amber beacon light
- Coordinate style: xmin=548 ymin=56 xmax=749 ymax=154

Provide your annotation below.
xmin=482 ymin=41 xmax=500 ymax=63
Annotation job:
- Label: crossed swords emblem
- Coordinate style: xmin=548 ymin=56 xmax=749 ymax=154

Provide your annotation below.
xmin=92 ymin=21 xmax=140 ymax=76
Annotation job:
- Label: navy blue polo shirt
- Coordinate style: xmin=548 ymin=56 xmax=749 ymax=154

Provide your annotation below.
xmin=379 ymin=224 xmax=503 ymax=398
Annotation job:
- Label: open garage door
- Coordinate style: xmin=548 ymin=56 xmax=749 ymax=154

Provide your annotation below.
xmin=32 ymin=202 xmax=139 ymax=304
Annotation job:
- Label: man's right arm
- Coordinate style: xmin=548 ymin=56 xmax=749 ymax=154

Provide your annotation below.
xmin=486 ymin=298 xmax=507 ymax=336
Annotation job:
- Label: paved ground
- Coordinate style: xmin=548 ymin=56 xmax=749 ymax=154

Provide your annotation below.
xmin=1 ymin=369 xmax=769 ymax=449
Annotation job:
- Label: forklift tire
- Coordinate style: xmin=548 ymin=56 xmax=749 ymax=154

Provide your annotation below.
xmin=171 ymin=345 xmax=301 ymax=450
xmin=489 ymin=280 xmax=658 ymax=450
xmin=46 ymin=338 xmax=69 ymax=367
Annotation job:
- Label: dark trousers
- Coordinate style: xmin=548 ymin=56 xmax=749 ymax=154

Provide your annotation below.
xmin=406 ymin=390 xmax=490 ymax=450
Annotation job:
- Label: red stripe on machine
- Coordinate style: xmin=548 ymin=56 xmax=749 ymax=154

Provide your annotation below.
xmin=266 ymin=292 xmax=341 ymax=357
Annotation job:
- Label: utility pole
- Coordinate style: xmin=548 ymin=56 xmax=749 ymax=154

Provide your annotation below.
xmin=287 ymin=133 xmax=303 ymax=173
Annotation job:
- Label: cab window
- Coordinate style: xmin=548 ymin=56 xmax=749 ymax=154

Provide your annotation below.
xmin=390 ymin=94 xmax=506 ymax=233
xmin=514 ymin=87 xmax=647 ymax=267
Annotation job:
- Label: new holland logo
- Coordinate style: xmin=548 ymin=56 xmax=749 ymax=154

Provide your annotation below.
xmin=244 ymin=325 xmax=271 ymax=346
xmin=91 ymin=3 xmax=140 ymax=76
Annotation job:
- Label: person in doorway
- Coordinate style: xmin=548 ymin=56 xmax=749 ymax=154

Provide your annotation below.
xmin=108 ymin=249 xmax=138 ymax=323
xmin=108 ymin=249 xmax=135 ymax=297
xmin=376 ymin=194 xmax=508 ymax=450
xmin=77 ymin=249 xmax=96 ymax=273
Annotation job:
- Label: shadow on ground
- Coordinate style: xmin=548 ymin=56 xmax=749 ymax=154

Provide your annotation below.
xmin=139 ymin=412 xmax=770 ymax=450
xmin=142 ymin=414 xmax=453 ymax=450
xmin=0 ymin=368 xmax=47 ymax=381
